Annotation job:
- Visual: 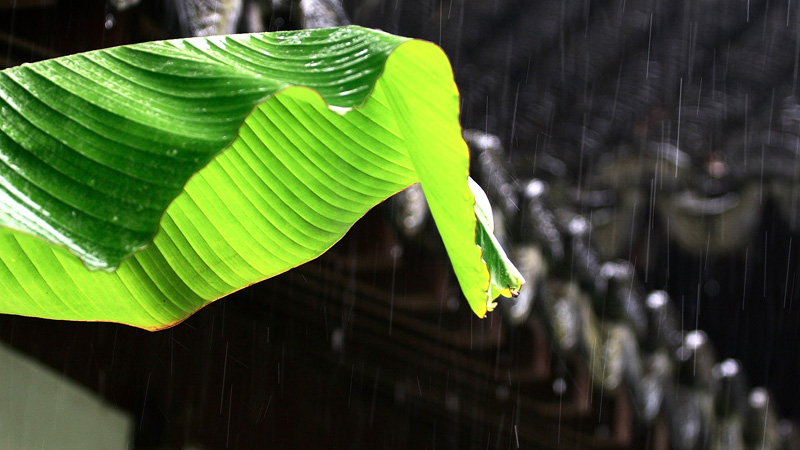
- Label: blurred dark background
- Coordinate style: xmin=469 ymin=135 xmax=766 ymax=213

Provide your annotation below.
xmin=3 ymin=0 xmax=800 ymax=448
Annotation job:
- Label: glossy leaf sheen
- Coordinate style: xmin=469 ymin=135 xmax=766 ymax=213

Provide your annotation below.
xmin=0 ymin=26 xmax=522 ymax=329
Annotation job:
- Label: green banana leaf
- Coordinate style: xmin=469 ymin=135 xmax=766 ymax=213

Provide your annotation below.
xmin=0 ymin=26 xmax=523 ymax=330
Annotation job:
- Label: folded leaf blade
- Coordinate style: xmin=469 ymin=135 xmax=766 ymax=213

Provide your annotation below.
xmin=0 ymin=27 xmax=407 ymax=271
xmin=0 ymin=27 xmax=523 ymax=329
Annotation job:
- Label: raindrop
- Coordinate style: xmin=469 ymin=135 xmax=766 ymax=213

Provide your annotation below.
xmin=552 ymin=378 xmax=567 ymax=396
xmin=685 ymin=330 xmax=707 ymax=350
xmin=104 ymin=14 xmax=115 ymax=30
xmin=646 ymin=291 xmax=669 ymax=309
xmin=524 ymin=179 xmax=547 ymax=198
xmin=713 ymin=359 xmax=740 ymax=378
xmin=567 ymin=216 xmax=589 ymax=235
xmin=749 ymin=387 xmax=769 ymax=408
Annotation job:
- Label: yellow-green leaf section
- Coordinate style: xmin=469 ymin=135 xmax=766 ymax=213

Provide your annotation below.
xmin=0 ymin=27 xmax=522 ymax=329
